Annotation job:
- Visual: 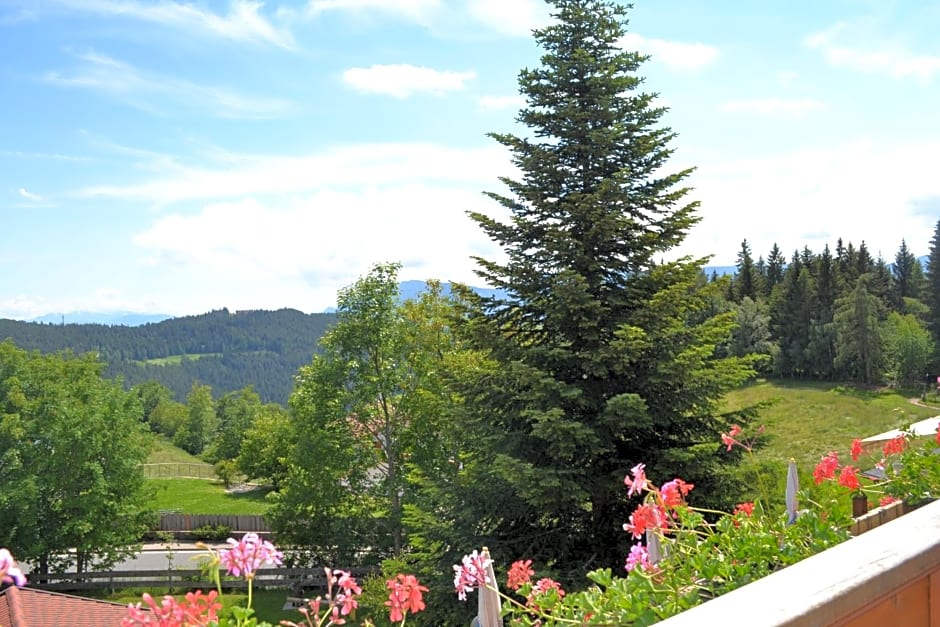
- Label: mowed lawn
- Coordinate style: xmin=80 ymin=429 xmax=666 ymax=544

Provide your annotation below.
xmin=723 ymin=379 xmax=940 ymax=470
xmin=148 ymin=478 xmax=272 ymax=515
xmin=146 ymin=436 xmax=272 ymax=515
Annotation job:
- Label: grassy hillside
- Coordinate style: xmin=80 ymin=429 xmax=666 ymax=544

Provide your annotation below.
xmin=723 ymin=379 xmax=939 ymax=470
xmin=145 ymin=436 xmax=270 ymax=515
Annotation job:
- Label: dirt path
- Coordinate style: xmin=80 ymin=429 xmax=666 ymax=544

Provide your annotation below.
xmin=908 ymin=396 xmax=940 ymax=410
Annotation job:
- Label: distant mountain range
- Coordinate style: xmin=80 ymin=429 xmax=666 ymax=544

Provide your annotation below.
xmin=29 ymin=311 xmax=174 ymax=326
xmin=22 ymin=271 xmax=736 ymax=327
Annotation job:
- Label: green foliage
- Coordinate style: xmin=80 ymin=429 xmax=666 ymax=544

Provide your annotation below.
xmin=451 ymin=0 xmax=757 ymax=574
xmin=882 ymin=312 xmax=934 ymax=387
xmin=191 ymin=523 xmax=233 ymax=542
xmin=0 ymin=341 xmax=154 ymax=573
xmin=236 ymin=404 xmax=291 ymax=489
xmin=174 ymin=383 xmax=218 ymax=455
xmin=926 ymin=220 xmax=940 ymax=368
xmin=215 ymin=459 xmax=239 ymax=488
xmin=274 ymin=265 xmax=469 ymax=565
xmin=834 ymin=275 xmax=885 ymax=383
xmin=206 ymin=386 xmax=263 ymax=463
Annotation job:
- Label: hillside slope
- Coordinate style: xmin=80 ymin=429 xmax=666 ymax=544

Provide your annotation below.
xmin=0 ymin=308 xmax=335 ymax=403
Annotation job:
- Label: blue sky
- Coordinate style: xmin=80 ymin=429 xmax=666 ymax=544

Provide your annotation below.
xmin=1 ymin=0 xmax=939 ymax=319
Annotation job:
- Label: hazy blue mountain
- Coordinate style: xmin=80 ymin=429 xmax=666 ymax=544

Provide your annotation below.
xmin=29 ymin=311 xmax=174 ymax=326
xmin=396 ymin=280 xmax=505 ymax=302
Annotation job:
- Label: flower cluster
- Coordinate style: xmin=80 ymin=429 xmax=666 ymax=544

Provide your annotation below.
xmin=384 ymin=574 xmax=428 ymax=622
xmin=621 ymin=463 xmax=694 ymax=541
xmin=506 ymin=559 xmax=534 ymax=591
xmin=813 ymin=450 xmax=865 ymax=495
xmin=0 ymin=548 xmax=26 ymax=588
xmin=720 ymin=423 xmax=764 ymax=453
xmin=283 ymin=569 xmax=363 ymax=627
xmin=218 ymin=532 xmax=283 ymax=580
xmin=122 ymin=591 xmax=221 ymax=627
xmin=453 ymin=549 xmax=492 ymax=601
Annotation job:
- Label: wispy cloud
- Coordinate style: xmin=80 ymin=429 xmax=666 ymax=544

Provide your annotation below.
xmin=342 ymin=64 xmax=476 ymax=98
xmin=478 ymin=94 xmax=526 ymax=111
xmin=307 ymin=0 xmax=440 ymax=23
xmin=806 ymin=23 xmax=940 ymax=82
xmin=15 ymin=188 xmax=55 ymax=208
xmin=44 ymin=51 xmax=296 ymax=119
xmin=465 ymin=0 xmax=550 ymax=37
xmin=18 ymin=188 xmax=45 ymax=202
xmin=619 ymin=33 xmax=718 ymax=71
xmin=719 ymin=98 xmax=826 ymax=116
xmin=46 ymin=0 xmax=296 ymax=50
xmin=0 ymin=151 xmax=90 ymax=162
xmin=76 ymin=142 xmax=512 ymax=204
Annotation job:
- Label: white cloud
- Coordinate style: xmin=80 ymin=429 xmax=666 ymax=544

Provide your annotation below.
xmin=466 ymin=0 xmax=550 ymax=37
xmin=47 ymin=0 xmax=296 ymax=50
xmin=76 ymin=142 xmax=512 ymax=205
xmin=132 ymin=190 xmax=509 ymax=313
xmin=44 ymin=52 xmax=296 ymax=119
xmin=478 ymin=94 xmax=526 ymax=111
xmin=70 ymin=140 xmax=513 ymax=311
xmin=342 ymin=64 xmax=476 ymax=98
xmin=806 ymin=23 xmax=940 ymax=82
xmin=18 ymin=188 xmax=46 ymax=202
xmin=679 ymin=138 xmax=940 ymax=265
xmin=618 ymin=33 xmax=718 ymax=71
xmin=719 ymin=98 xmax=826 ymax=116
xmin=307 ymin=0 xmax=440 ymax=23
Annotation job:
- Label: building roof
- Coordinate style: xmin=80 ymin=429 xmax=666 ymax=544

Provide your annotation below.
xmin=0 ymin=585 xmax=131 ymax=627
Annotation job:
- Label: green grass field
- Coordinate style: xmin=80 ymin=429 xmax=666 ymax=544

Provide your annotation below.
xmin=723 ymin=379 xmax=939 ymax=469
xmin=134 ymin=353 xmax=222 ymax=366
xmin=148 ymin=478 xmax=272 ymax=515
xmin=147 ymin=436 xmax=212 ymax=465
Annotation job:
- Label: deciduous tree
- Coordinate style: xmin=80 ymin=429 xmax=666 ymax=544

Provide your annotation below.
xmin=0 ymin=342 xmax=153 ymax=574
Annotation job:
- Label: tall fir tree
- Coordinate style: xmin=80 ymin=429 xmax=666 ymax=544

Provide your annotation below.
xmin=764 ymin=243 xmax=786 ymax=298
xmin=770 ymin=252 xmax=814 ymax=377
xmin=927 ymin=220 xmax=940 ymax=366
xmin=735 ymin=239 xmax=758 ymax=302
xmin=457 ymin=0 xmax=755 ymax=574
xmin=893 ymin=239 xmax=919 ymax=311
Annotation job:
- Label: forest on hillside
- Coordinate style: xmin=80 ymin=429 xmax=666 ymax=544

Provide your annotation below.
xmin=0 ymin=308 xmax=335 ymax=403
xmin=714 ymin=233 xmax=940 ymax=387
xmin=2 ymin=228 xmax=939 ymax=405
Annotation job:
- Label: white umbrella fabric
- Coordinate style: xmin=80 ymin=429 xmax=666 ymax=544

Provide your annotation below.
xmin=474 ymin=547 xmax=502 ymax=627
xmin=646 ymin=528 xmax=662 ymax=566
xmin=786 ymin=458 xmax=800 ymax=524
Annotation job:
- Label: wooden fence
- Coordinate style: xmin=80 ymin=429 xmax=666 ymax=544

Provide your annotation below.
xmin=157 ymin=513 xmax=269 ymax=533
xmin=30 ymin=566 xmax=373 ymax=594
xmin=144 ymin=463 xmax=215 ymax=479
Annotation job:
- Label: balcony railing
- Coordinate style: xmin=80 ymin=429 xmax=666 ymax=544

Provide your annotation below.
xmin=656 ymin=498 xmax=940 ymax=626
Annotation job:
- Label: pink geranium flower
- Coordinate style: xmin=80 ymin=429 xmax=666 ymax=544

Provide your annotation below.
xmin=218 ymin=532 xmax=283 ymax=580
xmin=453 ymin=550 xmax=491 ymax=601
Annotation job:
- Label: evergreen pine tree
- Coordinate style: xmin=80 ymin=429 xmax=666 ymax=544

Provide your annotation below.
xmin=735 ymin=239 xmax=758 ymax=302
xmin=926 ymin=220 xmax=940 ymax=361
xmin=893 ymin=239 xmax=918 ymax=310
xmin=764 ymin=243 xmax=786 ymax=298
xmin=457 ymin=0 xmax=755 ymax=572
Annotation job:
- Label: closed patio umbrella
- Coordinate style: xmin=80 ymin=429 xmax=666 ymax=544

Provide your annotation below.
xmin=786 ymin=458 xmax=800 ymax=524
xmin=474 ymin=547 xmax=502 ymax=627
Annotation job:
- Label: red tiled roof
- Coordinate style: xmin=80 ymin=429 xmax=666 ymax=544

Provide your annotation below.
xmin=0 ymin=586 xmax=131 ymax=627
